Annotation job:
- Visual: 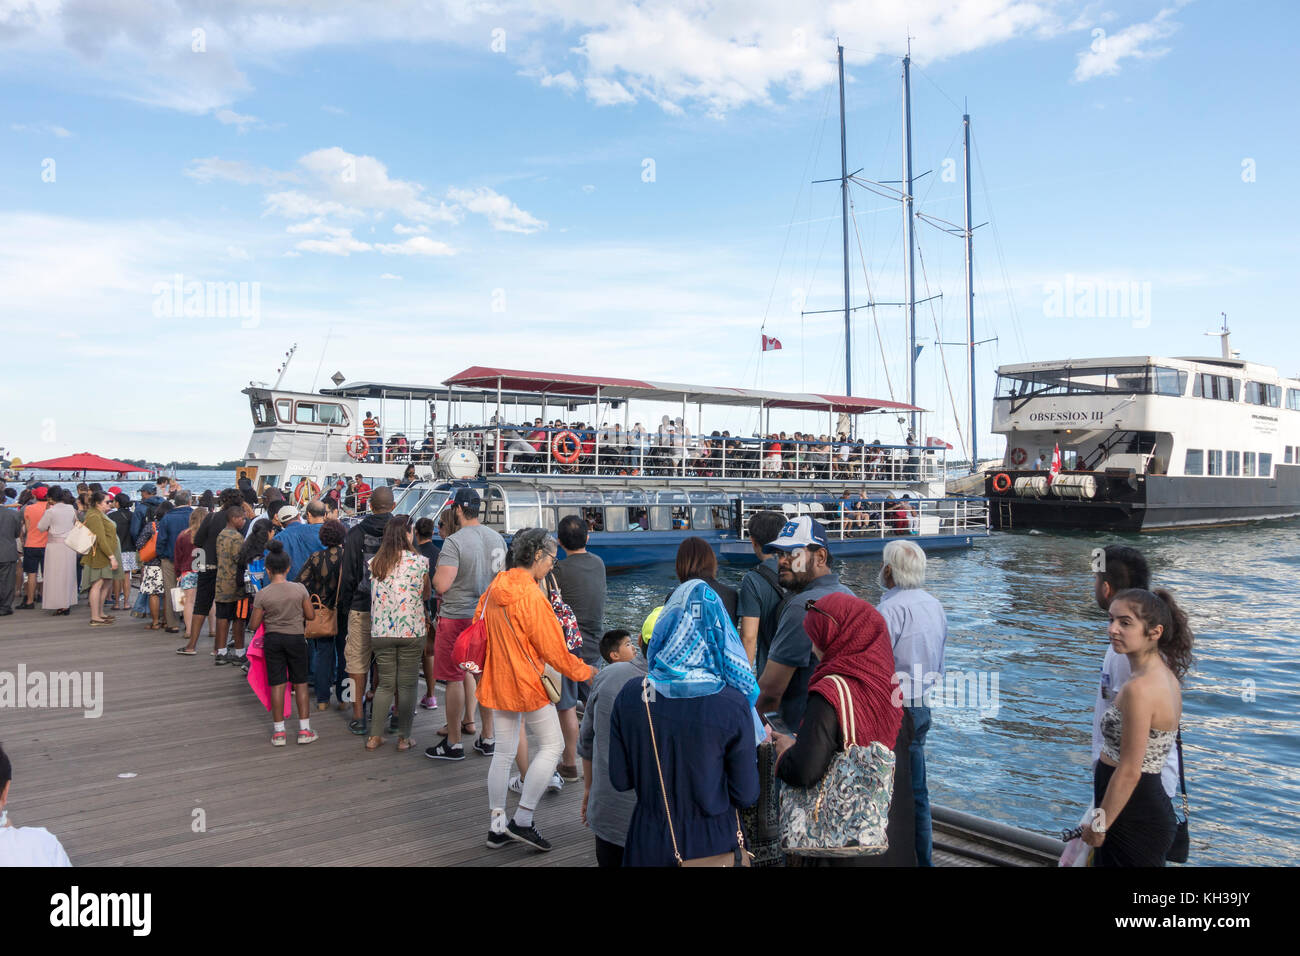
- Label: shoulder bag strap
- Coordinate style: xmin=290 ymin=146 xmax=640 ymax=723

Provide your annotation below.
xmin=1175 ymin=725 xmax=1188 ymax=812
xmin=828 ymin=674 xmax=856 ymax=751
xmin=642 ymin=681 xmax=684 ymax=866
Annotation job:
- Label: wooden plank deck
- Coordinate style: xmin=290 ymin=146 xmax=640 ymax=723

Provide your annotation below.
xmin=1 ymin=603 xmax=1034 ymax=867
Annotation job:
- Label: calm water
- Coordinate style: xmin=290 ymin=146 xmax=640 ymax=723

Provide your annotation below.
xmin=17 ymin=468 xmax=238 ymax=496
xmin=606 ymin=523 xmax=1300 ymax=866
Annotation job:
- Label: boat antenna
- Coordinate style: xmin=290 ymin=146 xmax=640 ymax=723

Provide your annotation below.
xmin=273 ymin=343 xmax=298 ymax=390
xmin=838 ymin=42 xmax=852 ymax=397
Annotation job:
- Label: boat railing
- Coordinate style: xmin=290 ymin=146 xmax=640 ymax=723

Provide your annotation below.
xmin=739 ymin=495 xmax=988 ymax=539
xmin=446 ymin=426 xmax=946 ymax=484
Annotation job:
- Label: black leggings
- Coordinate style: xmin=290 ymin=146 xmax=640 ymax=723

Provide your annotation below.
xmin=1092 ymin=762 xmax=1175 ymax=867
xmin=595 ymin=836 xmax=625 ymax=868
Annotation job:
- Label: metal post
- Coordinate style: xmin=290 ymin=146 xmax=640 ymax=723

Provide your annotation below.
xmin=838 ymin=44 xmax=852 ymax=396
xmin=595 ymin=385 xmax=601 ymax=476
xmin=963 ymin=111 xmax=978 ymax=473
xmin=903 ymin=54 xmax=919 ymax=437
xmin=681 ymin=393 xmax=687 ymax=478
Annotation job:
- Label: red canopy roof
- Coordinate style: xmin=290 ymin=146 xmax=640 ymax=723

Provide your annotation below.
xmin=17 ymin=453 xmax=153 ymax=474
xmin=442 ymin=366 xmax=922 ymax=414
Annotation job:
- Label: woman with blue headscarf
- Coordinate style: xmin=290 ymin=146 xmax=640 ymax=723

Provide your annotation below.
xmin=608 ymin=578 xmax=761 ymax=866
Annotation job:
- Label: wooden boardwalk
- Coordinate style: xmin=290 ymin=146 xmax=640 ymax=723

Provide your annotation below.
xmin=1 ymin=603 xmax=1047 ymax=867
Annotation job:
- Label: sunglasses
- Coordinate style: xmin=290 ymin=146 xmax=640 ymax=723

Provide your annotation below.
xmin=804 ymin=599 xmax=839 ymax=627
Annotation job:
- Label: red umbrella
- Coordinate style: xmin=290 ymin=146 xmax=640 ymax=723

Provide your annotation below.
xmin=17 ymin=452 xmax=153 ymax=474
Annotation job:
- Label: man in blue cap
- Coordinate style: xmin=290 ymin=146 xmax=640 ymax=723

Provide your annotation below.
xmin=754 ymin=516 xmax=854 ymax=732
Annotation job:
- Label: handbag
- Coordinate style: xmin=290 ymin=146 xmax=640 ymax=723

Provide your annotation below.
xmin=545 ymin=573 xmax=583 ymax=652
xmin=66 ymin=521 xmax=96 ymax=556
xmin=304 ymin=553 xmax=342 ymax=639
xmin=136 ymin=522 xmax=157 ymax=563
xmin=498 ymin=601 xmax=562 ymax=704
xmin=643 ymin=679 xmax=751 ymax=867
xmin=1166 ymin=728 xmax=1190 ymax=863
xmin=452 ymin=606 xmax=488 ymax=675
xmin=778 ymin=674 xmax=895 ymax=857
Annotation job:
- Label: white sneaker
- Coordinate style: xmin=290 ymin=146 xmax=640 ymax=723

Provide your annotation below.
xmin=547 ymin=772 xmax=564 ymax=793
xmin=508 ymin=774 xmax=523 ymax=794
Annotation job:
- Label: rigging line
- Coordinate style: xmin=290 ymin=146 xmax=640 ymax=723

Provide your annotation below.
xmin=849 ymin=194 xmax=897 ymax=401
xmin=309 ymin=326 xmax=333 ymax=394
xmin=911 ymin=61 xmax=965 ymax=116
xmin=971 ymin=131 xmax=1027 ymax=361
xmin=916 ymin=239 xmax=969 ymax=461
xmin=917 ymin=126 xmax=962 ymax=209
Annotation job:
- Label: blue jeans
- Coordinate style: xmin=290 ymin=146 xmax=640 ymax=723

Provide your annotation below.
xmin=906 ymin=705 xmax=933 ymax=866
xmin=332 ymin=626 xmax=348 ymax=704
xmin=309 ymin=637 xmax=335 ymax=704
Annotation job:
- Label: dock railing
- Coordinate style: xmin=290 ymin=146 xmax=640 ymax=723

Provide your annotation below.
xmin=443 ymin=426 xmax=946 ymax=484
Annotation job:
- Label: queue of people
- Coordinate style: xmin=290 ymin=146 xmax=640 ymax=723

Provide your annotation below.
xmin=0 ymin=472 xmax=1193 ymax=869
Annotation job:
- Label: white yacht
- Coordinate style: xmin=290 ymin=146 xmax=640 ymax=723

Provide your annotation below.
xmin=985 ymin=328 xmax=1300 ymax=529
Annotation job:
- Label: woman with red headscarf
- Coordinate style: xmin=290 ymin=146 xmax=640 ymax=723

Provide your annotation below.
xmin=770 ymin=591 xmax=916 ymax=866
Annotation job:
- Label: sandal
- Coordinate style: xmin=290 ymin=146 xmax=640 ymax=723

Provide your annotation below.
xmin=365 ymin=736 xmax=385 ymax=751
xmin=397 ymin=737 xmax=416 ymax=752
xmin=164 ymin=625 xmax=180 ymax=633
xmin=437 ymin=720 xmax=477 ymax=736
xmin=89 ymin=619 xmax=112 ymax=627
xmin=175 ymin=647 xmax=197 ymax=655
xmin=146 ymin=622 xmax=164 ymax=630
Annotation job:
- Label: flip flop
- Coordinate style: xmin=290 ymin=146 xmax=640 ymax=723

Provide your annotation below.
xmin=175 ymin=647 xmax=197 ymax=655
xmin=397 ymin=738 xmax=416 ymax=752
xmin=365 ymin=736 xmax=385 ymax=751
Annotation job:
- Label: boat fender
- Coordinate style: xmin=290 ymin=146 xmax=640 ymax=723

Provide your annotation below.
xmin=552 ymin=430 xmax=582 ymax=465
xmin=346 ymin=436 xmax=370 ymax=461
xmin=991 ymin=472 xmax=1012 ymax=493
xmin=1009 ymin=447 xmax=1027 ymax=466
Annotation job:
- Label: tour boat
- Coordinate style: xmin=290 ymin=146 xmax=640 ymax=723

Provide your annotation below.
xmin=984 ymin=324 xmax=1300 ymax=530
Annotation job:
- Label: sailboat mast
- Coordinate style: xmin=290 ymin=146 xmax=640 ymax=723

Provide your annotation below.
xmin=902 ymin=55 xmax=918 ymax=437
xmin=963 ymin=112 xmax=977 ymax=472
xmin=838 ymin=44 xmax=852 ymax=397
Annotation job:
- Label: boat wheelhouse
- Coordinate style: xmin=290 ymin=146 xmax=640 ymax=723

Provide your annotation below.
xmin=985 ymin=332 xmax=1300 ymax=530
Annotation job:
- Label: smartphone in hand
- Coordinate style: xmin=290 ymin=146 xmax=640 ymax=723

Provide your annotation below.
xmin=763 ymin=712 xmax=794 ymax=737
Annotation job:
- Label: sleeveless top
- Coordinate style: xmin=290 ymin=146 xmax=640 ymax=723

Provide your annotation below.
xmin=1099 ymin=702 xmax=1176 ymax=773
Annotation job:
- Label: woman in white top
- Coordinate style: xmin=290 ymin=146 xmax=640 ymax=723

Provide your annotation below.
xmin=37 ymin=488 xmax=79 ymax=614
xmin=0 ymin=744 xmax=72 ymax=866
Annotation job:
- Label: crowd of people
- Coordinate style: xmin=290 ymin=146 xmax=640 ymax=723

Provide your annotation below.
xmin=1 ymin=471 xmax=1192 ymax=868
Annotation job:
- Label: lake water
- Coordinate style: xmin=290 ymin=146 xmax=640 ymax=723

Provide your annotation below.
xmin=606 ymin=523 xmax=1300 ymax=866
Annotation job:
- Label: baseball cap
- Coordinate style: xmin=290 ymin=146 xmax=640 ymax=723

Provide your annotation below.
xmin=762 ymin=515 xmax=830 ymax=553
xmin=451 ymin=487 xmax=481 ymax=510
xmin=108 ymin=486 xmax=122 ymax=496
xmin=275 ymin=505 xmax=300 ymax=524
xmin=33 ymin=486 xmax=48 ymax=500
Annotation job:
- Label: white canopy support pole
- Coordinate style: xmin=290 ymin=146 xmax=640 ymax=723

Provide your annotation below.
xmin=681 ymin=393 xmax=688 ymax=478
xmin=595 ymin=385 xmax=601 ymax=474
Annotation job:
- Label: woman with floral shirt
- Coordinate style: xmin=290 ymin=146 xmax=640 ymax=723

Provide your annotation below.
xmin=365 ymin=514 xmax=430 ymax=752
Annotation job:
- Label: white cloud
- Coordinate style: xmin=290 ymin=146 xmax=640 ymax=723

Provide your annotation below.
xmin=583 ymin=76 xmax=635 ymax=106
xmin=521 ymin=68 xmax=579 ymax=92
xmin=186 ymin=157 xmax=291 ymax=186
xmin=380 ymin=272 xmax=402 ymax=279
xmin=1073 ymin=6 xmax=1182 ymax=82
xmin=374 ymin=236 xmax=457 ymax=256
xmin=321 ymin=104 xmax=347 ymax=115
xmin=297 ymin=146 xmax=461 ymax=224
xmin=393 ymin=223 xmax=429 ymax=235
xmin=215 ymin=108 xmax=261 ymax=132
xmin=11 ymin=121 xmax=72 ymax=137
xmin=582 ymin=184 xmax=596 ymax=193
xmin=226 ymin=245 xmax=251 ymax=260
xmin=446 ymin=186 xmax=546 ymax=234
xmin=295 ymin=232 xmax=373 ymax=256
xmin=263 ymin=190 xmax=358 ymax=220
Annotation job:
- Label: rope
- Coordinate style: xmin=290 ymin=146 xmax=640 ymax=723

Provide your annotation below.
xmin=849 ymin=195 xmax=897 ymax=402
xmin=916 ymin=240 xmax=969 ymax=462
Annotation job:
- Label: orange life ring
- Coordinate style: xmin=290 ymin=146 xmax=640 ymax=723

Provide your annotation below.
xmin=294 ymin=478 xmax=320 ymax=505
xmin=992 ymin=472 xmax=1012 ymax=493
xmin=1009 ymin=447 xmax=1028 ymax=466
xmin=346 ymin=435 xmax=370 ymax=461
xmin=552 ymin=430 xmax=581 ymax=465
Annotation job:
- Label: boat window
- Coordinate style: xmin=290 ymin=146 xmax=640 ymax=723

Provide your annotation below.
xmin=690 ymin=505 xmax=712 ymax=529
xmin=250 ymin=395 xmax=276 ymax=427
xmin=670 ymin=507 xmax=691 ymax=530
xmin=604 ymin=507 xmax=628 ymax=533
xmin=581 ymin=507 xmax=605 ymax=533
xmin=509 ymin=504 xmax=541 ymax=530
xmin=711 ymin=505 xmax=731 ymax=529
xmin=1207 ymin=450 xmax=1223 ymax=476
xmin=1288 ymin=389 xmax=1300 ymax=411
xmin=627 ymin=508 xmax=649 ymax=532
xmin=1244 ymin=382 xmax=1281 ymax=407
xmin=649 ymin=506 xmax=672 ymax=531
xmin=995 ymin=365 xmax=1156 ymax=400
xmin=483 ymin=490 xmax=506 ymax=530
xmin=294 ymin=401 xmax=350 ymax=426
xmin=1153 ymin=367 xmax=1187 ymax=396
xmin=1193 ymin=374 xmax=1241 ymax=402
xmin=1260 ymin=453 xmax=1272 ymax=476
xmin=1287 ymin=447 xmax=1294 ymax=464
xmin=1243 ymin=452 xmax=1256 ymax=477
xmin=1226 ymin=451 xmax=1241 ymax=477
xmin=1184 ymin=449 xmax=1203 ymax=476
xmin=275 ymin=398 xmax=292 ymax=422
xmin=542 ymin=508 xmax=558 ymax=533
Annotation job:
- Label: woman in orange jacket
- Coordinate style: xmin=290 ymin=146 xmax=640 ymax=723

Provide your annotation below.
xmin=477 ymin=528 xmax=595 ymax=853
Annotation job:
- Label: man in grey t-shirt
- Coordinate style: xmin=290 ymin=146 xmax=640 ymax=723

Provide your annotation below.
xmin=427 ymin=488 xmax=506 ymax=761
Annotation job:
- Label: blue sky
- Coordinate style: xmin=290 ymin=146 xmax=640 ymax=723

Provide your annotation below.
xmin=2 ymin=0 xmax=1297 ymax=464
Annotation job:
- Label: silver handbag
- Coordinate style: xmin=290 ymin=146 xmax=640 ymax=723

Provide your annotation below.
xmin=778 ymin=674 xmax=895 ymax=857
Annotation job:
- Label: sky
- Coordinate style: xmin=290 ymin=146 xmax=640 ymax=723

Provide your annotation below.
xmin=2 ymin=0 xmax=1297 ymax=465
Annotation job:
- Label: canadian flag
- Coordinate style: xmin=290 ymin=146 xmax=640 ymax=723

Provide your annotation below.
xmin=1048 ymin=442 xmax=1062 ymax=486
xmin=761 ymin=334 xmax=783 ymax=352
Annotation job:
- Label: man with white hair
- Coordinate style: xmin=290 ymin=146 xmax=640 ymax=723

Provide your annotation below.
xmin=877 ymin=539 xmax=948 ymax=867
